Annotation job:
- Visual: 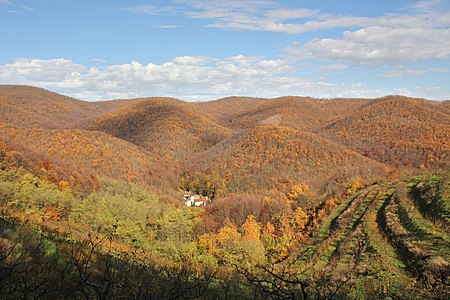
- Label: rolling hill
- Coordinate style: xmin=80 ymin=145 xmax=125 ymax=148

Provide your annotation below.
xmin=1 ymin=85 xmax=449 ymax=299
xmin=0 ymin=85 xmax=111 ymax=129
xmin=195 ymin=96 xmax=268 ymax=122
xmin=199 ymin=96 xmax=370 ymax=131
xmin=2 ymin=86 xmax=447 ymax=200
xmin=84 ymin=97 xmax=233 ymax=160
xmin=0 ymin=122 xmax=178 ymax=195
xmin=318 ymin=96 xmax=450 ymax=169
xmin=183 ymin=125 xmax=389 ymax=200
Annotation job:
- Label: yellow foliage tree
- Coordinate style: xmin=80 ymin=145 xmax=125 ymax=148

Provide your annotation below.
xmin=217 ymin=225 xmax=241 ymax=246
xmin=286 ymin=183 xmax=313 ymax=203
xmin=59 ymin=180 xmax=70 ymax=191
xmin=262 ymin=221 xmax=276 ymax=255
xmin=198 ymin=233 xmax=218 ymax=253
xmin=347 ymin=177 xmax=365 ymax=194
xmin=280 ymin=218 xmax=293 ymax=259
xmin=291 ymin=207 xmax=308 ymax=230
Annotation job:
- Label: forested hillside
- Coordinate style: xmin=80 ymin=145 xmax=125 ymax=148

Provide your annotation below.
xmin=183 ymin=125 xmax=388 ymax=199
xmin=198 ymin=96 xmax=369 ymax=131
xmin=0 ymin=122 xmax=178 ymax=196
xmin=84 ymin=97 xmax=232 ymax=160
xmin=319 ymin=96 xmax=450 ymax=168
xmin=0 ymin=86 xmax=449 ymax=299
xmin=0 ymin=85 xmax=117 ymax=129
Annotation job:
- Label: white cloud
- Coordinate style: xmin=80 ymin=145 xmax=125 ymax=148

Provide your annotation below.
xmin=172 ymin=1 xmax=450 ymax=67
xmin=410 ymin=0 xmax=450 ymax=11
xmin=157 ymin=24 xmax=179 ymax=29
xmin=18 ymin=5 xmax=33 ymax=11
xmin=265 ymin=8 xmax=318 ymax=20
xmin=171 ymin=56 xmax=208 ymax=65
xmin=286 ymin=27 xmax=450 ymax=66
xmin=1 ymin=1 xmax=34 ymax=13
xmin=92 ymin=57 xmax=108 ymax=63
xmin=177 ymin=0 xmax=275 ymax=12
xmin=121 ymin=5 xmax=181 ymax=15
xmin=391 ymin=86 xmax=449 ymax=100
xmin=318 ymin=64 xmax=348 ymax=72
xmin=381 ymin=68 xmax=448 ymax=78
xmin=122 ymin=1 xmax=450 ymax=68
xmin=124 ymin=1 xmax=450 ymax=34
xmin=0 ymin=58 xmax=86 ymax=83
xmin=122 ymin=5 xmax=158 ymax=14
xmin=0 ymin=55 xmax=406 ymax=100
xmin=1 ymin=56 xmax=447 ymax=101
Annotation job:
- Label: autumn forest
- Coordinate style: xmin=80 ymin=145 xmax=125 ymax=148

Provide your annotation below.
xmin=0 ymin=85 xmax=449 ymax=299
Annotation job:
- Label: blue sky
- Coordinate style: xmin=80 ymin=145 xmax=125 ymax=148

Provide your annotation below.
xmin=0 ymin=0 xmax=449 ymax=101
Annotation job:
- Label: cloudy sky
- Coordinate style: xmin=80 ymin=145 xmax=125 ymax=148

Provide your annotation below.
xmin=0 ymin=0 xmax=449 ymax=101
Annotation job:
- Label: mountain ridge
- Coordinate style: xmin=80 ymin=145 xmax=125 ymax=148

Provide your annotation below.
xmin=1 ymin=85 xmax=448 ymax=200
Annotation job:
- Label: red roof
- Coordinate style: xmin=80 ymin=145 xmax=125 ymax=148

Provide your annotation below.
xmin=194 ymin=195 xmax=207 ymax=202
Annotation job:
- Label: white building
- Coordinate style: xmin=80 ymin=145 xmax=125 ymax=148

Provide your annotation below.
xmin=183 ymin=191 xmax=208 ymax=207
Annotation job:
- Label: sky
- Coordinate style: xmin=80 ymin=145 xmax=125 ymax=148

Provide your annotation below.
xmin=0 ymin=0 xmax=449 ymax=101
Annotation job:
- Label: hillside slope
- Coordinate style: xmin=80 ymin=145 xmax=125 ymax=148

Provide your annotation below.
xmin=195 ymin=96 xmax=268 ymax=122
xmin=0 ymin=123 xmax=178 ymax=194
xmin=274 ymin=173 xmax=450 ymax=299
xmin=183 ymin=125 xmax=389 ymax=198
xmin=1 ymin=86 xmax=448 ymax=198
xmin=0 ymin=85 xmax=115 ymax=129
xmin=200 ymin=96 xmax=369 ymax=131
xmin=319 ymin=96 xmax=450 ymax=169
xmin=85 ymin=97 xmax=233 ymax=160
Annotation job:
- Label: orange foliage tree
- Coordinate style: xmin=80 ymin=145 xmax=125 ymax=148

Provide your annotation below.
xmin=242 ymin=215 xmax=261 ymax=241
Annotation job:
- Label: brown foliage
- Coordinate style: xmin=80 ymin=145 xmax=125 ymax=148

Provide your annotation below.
xmin=0 ymin=85 xmax=120 ymax=129
xmin=199 ymin=96 xmax=368 ymax=131
xmin=203 ymin=193 xmax=264 ymax=231
xmin=84 ymin=97 xmax=232 ymax=160
xmin=185 ymin=125 xmax=388 ymax=197
xmin=319 ymin=96 xmax=450 ymax=169
xmin=1 ymin=86 xmax=448 ymax=211
xmin=0 ymin=122 xmax=178 ymax=195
